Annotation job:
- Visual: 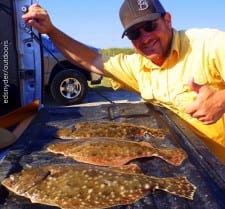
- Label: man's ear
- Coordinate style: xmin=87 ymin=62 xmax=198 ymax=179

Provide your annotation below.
xmin=163 ymin=13 xmax=172 ymax=28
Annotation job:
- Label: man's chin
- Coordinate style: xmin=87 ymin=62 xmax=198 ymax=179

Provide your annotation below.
xmin=144 ymin=53 xmax=160 ymax=60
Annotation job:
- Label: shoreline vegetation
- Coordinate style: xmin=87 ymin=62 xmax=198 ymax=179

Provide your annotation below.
xmin=101 ymin=48 xmax=135 ymax=56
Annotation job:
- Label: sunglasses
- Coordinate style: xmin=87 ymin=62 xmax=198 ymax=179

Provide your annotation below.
xmin=125 ymin=21 xmax=158 ymax=41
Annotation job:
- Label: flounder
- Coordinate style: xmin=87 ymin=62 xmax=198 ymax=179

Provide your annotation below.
xmin=55 ymin=121 xmax=168 ymax=140
xmin=47 ymin=137 xmax=187 ymax=166
xmin=1 ymin=164 xmax=196 ymax=209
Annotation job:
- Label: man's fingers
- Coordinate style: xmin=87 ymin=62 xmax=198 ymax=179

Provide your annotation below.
xmin=22 ymin=4 xmax=51 ymax=34
xmin=185 ymin=101 xmax=198 ymax=114
xmin=22 ymin=4 xmax=45 ymax=21
xmin=27 ymin=19 xmax=39 ymax=28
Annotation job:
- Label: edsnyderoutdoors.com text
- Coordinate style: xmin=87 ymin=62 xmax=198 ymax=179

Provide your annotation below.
xmin=1 ymin=40 xmax=10 ymax=104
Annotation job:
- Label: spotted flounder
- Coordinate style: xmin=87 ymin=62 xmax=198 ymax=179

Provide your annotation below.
xmin=1 ymin=164 xmax=196 ymax=209
xmin=55 ymin=121 xmax=168 ymax=140
xmin=47 ymin=137 xmax=187 ymax=166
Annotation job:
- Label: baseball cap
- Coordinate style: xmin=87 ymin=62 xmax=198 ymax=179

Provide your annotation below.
xmin=120 ymin=0 xmax=166 ymax=38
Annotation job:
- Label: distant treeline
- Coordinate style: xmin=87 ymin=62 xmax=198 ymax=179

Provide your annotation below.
xmin=101 ymin=48 xmax=135 ymax=56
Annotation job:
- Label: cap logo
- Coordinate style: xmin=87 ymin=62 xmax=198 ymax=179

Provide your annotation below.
xmin=137 ymin=0 xmax=149 ymax=11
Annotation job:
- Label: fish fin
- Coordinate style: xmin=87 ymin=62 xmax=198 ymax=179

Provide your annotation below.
xmin=153 ymin=176 xmax=196 ymax=200
xmin=108 ymin=164 xmax=142 ymax=174
xmin=143 ymin=128 xmax=168 ymax=139
xmin=139 ymin=141 xmax=154 ymax=148
xmin=54 ymin=127 xmax=73 ymax=139
xmin=156 ymin=148 xmax=187 ymax=166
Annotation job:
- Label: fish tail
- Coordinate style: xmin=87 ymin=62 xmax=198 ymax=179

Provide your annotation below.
xmin=152 ymin=176 xmax=196 ymax=200
xmin=55 ymin=127 xmax=73 ymax=139
xmin=156 ymin=148 xmax=187 ymax=166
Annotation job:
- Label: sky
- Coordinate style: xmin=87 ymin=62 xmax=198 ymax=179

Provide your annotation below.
xmin=38 ymin=0 xmax=225 ymax=48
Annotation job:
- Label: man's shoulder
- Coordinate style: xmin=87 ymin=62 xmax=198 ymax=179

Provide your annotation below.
xmin=183 ymin=28 xmax=225 ymax=39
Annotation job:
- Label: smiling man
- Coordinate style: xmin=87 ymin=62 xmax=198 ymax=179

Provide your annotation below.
xmin=22 ymin=0 xmax=225 ymax=163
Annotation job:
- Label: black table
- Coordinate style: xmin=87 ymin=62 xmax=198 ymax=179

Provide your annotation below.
xmin=0 ymin=102 xmax=225 ymax=209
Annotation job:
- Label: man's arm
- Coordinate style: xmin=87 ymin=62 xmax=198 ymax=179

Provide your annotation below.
xmin=22 ymin=4 xmax=104 ymax=75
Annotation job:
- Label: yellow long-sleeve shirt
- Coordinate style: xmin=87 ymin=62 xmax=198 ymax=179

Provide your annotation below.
xmin=103 ymin=28 xmax=225 ymax=163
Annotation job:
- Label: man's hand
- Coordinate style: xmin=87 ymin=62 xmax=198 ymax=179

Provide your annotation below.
xmin=22 ymin=3 xmax=54 ymax=35
xmin=186 ymin=78 xmax=225 ymax=124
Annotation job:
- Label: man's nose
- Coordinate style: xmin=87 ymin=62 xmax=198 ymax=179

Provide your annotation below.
xmin=138 ymin=28 xmax=153 ymax=43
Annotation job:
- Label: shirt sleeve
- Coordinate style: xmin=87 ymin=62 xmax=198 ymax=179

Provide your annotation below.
xmin=103 ymin=53 xmax=140 ymax=93
xmin=209 ymin=30 xmax=225 ymax=81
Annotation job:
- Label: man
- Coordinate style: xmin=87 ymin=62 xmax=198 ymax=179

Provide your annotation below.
xmin=23 ymin=0 xmax=225 ymax=163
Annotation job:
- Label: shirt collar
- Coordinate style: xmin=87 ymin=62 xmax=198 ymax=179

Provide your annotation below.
xmin=170 ymin=29 xmax=180 ymax=59
xmin=143 ymin=29 xmax=181 ymax=70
